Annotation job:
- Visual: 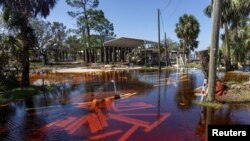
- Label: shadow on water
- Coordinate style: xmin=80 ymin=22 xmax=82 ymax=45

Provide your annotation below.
xmin=0 ymin=69 xmax=250 ymax=141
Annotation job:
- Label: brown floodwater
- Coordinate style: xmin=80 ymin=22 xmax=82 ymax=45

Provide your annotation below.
xmin=0 ymin=69 xmax=250 ymax=141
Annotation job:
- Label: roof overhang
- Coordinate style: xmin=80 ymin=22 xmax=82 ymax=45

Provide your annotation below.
xmin=103 ymin=37 xmax=158 ymax=48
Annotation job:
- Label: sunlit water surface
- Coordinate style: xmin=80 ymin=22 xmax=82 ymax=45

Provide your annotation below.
xmin=0 ymin=69 xmax=250 ymax=141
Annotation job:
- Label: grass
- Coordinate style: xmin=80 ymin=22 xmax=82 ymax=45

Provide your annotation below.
xmin=0 ymin=85 xmax=55 ymax=105
xmin=184 ymin=62 xmax=202 ymax=68
xmin=216 ymin=91 xmax=250 ymax=103
xmin=192 ymin=100 xmax=226 ymax=109
xmin=138 ymin=66 xmax=174 ymax=72
xmin=138 ymin=67 xmax=159 ymax=72
xmin=30 ymin=62 xmax=44 ymax=69
xmin=215 ymin=80 xmax=250 ymax=103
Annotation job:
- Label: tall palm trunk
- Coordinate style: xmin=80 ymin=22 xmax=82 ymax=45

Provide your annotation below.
xmin=21 ymin=18 xmax=30 ymax=87
xmin=207 ymin=0 xmax=221 ymax=102
xmin=205 ymin=107 xmax=215 ymax=141
xmin=224 ymin=22 xmax=231 ymax=71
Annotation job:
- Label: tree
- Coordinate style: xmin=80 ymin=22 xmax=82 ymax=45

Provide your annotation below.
xmin=204 ymin=0 xmax=232 ymax=71
xmin=50 ymin=22 xmax=67 ymax=62
xmin=66 ymin=35 xmax=82 ymax=61
xmin=229 ymin=0 xmax=250 ymax=38
xmin=238 ymin=19 xmax=250 ymax=50
xmin=66 ymin=0 xmax=114 ymax=62
xmin=30 ymin=19 xmax=53 ymax=65
xmin=230 ymin=18 xmax=250 ymax=65
xmin=207 ymin=0 xmax=221 ymax=102
xmin=204 ymin=0 xmax=250 ymax=71
xmin=0 ymin=33 xmax=21 ymax=88
xmin=175 ymin=14 xmax=200 ymax=64
xmin=205 ymin=2 xmax=221 ymax=140
xmin=0 ymin=0 xmax=57 ymax=86
xmin=229 ymin=1 xmax=250 ymax=66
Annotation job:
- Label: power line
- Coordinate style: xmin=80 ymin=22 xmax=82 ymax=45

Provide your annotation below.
xmin=159 ymin=0 xmax=181 ymax=37
xmin=165 ymin=0 xmax=181 ymax=21
xmin=160 ymin=11 xmax=165 ymax=37
xmin=161 ymin=0 xmax=172 ymax=12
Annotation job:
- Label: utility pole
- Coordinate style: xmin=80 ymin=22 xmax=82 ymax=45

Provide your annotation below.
xmin=207 ymin=0 xmax=221 ymax=102
xmin=144 ymin=40 xmax=147 ymax=67
xmin=164 ymin=32 xmax=167 ymax=66
xmin=158 ymin=9 xmax=161 ymax=72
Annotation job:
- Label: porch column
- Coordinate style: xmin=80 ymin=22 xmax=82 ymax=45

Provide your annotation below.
xmin=112 ymin=47 xmax=115 ymax=64
xmin=118 ymin=47 xmax=121 ymax=62
xmin=107 ymin=47 xmax=111 ymax=63
xmin=104 ymin=46 xmax=106 ymax=63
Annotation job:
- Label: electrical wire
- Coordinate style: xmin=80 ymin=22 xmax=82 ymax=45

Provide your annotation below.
xmin=160 ymin=11 xmax=165 ymax=36
xmin=165 ymin=0 xmax=181 ymax=21
xmin=159 ymin=0 xmax=181 ymax=37
xmin=161 ymin=0 xmax=172 ymax=12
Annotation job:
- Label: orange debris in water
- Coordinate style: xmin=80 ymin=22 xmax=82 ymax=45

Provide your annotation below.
xmin=90 ymin=99 xmax=97 ymax=110
xmin=117 ymin=125 xmax=140 ymax=141
xmin=144 ymin=113 xmax=171 ymax=132
xmin=87 ymin=113 xmax=103 ymax=133
xmin=90 ymin=129 xmax=122 ymax=140
xmin=109 ymin=114 xmax=150 ymax=128
xmin=56 ymin=117 xmax=77 ymax=128
xmin=68 ymin=116 xmax=87 ymax=134
xmin=39 ymin=101 xmax=171 ymax=141
xmin=95 ymin=109 xmax=108 ymax=127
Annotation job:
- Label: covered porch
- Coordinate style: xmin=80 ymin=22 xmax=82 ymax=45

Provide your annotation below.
xmin=103 ymin=37 xmax=158 ymax=64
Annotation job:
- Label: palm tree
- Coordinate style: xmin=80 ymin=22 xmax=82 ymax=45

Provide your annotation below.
xmin=0 ymin=34 xmax=21 ymax=88
xmin=229 ymin=0 xmax=250 ymax=37
xmin=0 ymin=0 xmax=57 ymax=86
xmin=230 ymin=18 xmax=250 ymax=65
xmin=175 ymin=14 xmax=200 ymax=64
xmin=238 ymin=19 xmax=250 ymax=50
xmin=204 ymin=0 xmax=250 ymax=71
xmin=207 ymin=0 xmax=221 ymax=102
xmin=230 ymin=1 xmax=250 ymax=65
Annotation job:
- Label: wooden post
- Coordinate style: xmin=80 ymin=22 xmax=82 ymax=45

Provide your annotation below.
xmin=118 ymin=48 xmax=121 ymax=62
xmin=112 ymin=47 xmax=115 ymax=64
xmin=108 ymin=47 xmax=111 ymax=64
xmin=158 ymin=9 xmax=161 ymax=72
xmin=164 ymin=32 xmax=167 ymax=66
xmin=144 ymin=41 xmax=147 ymax=67
xmin=104 ymin=46 xmax=106 ymax=63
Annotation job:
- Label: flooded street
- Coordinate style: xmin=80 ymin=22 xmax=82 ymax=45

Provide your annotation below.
xmin=0 ymin=69 xmax=250 ymax=141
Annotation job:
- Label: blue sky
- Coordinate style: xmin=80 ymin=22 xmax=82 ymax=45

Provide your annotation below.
xmin=47 ymin=0 xmax=212 ymax=51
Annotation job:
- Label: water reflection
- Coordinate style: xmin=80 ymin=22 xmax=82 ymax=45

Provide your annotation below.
xmin=175 ymin=71 xmax=196 ymax=110
xmin=1 ymin=69 xmax=250 ymax=141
